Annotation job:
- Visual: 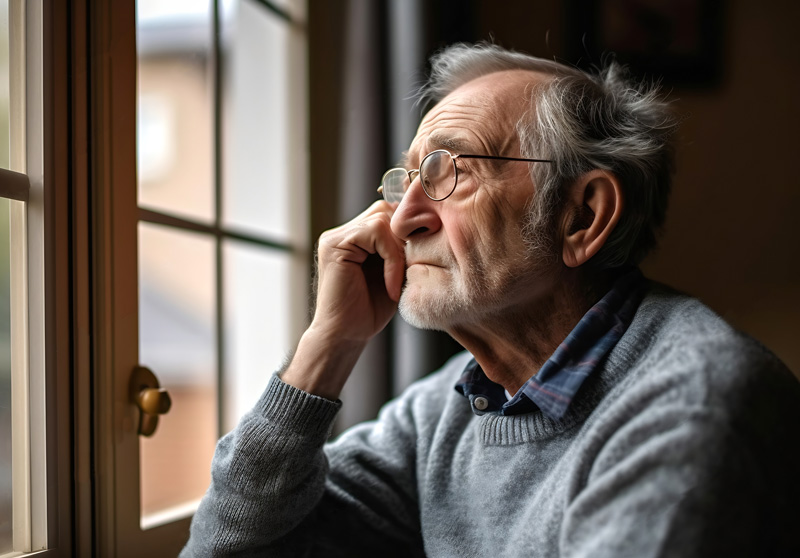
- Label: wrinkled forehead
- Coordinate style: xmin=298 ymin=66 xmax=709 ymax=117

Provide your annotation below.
xmin=411 ymin=69 xmax=548 ymax=159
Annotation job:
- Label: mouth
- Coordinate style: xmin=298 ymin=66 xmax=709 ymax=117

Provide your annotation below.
xmin=405 ymin=240 xmax=454 ymax=271
xmin=407 ymin=261 xmax=443 ymax=269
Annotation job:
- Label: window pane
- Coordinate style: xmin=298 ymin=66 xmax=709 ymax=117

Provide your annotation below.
xmin=1 ymin=0 xmax=9 ymax=170
xmin=221 ymin=0 xmax=295 ymax=241
xmin=138 ymin=223 xmax=217 ymax=527
xmin=0 ymin=197 xmax=11 ymax=553
xmin=223 ymin=242 xmax=293 ymax=432
xmin=136 ymin=1 xmax=214 ymax=223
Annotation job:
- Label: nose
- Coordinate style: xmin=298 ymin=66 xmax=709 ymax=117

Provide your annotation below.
xmin=390 ymin=175 xmax=442 ymax=241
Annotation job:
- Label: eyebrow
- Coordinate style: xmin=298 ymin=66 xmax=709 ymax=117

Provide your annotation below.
xmin=398 ymin=135 xmax=479 ymax=170
xmin=429 ymin=133 xmax=474 ymax=155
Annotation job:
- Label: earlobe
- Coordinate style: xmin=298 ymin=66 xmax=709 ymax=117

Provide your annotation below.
xmin=562 ymin=170 xmax=624 ymax=268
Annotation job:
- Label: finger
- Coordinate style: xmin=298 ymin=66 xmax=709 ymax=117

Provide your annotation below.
xmin=375 ymin=232 xmax=406 ymax=302
xmin=343 ymin=216 xmax=405 ymax=301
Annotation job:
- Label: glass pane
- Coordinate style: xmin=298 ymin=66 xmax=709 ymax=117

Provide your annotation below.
xmin=0 ymin=197 xmax=12 ymax=553
xmin=1 ymin=0 xmax=9 ymax=170
xmin=221 ymin=0 xmax=295 ymax=241
xmin=138 ymin=223 xmax=217 ymax=527
xmin=136 ymin=1 xmax=215 ymax=223
xmin=223 ymin=242 xmax=293 ymax=432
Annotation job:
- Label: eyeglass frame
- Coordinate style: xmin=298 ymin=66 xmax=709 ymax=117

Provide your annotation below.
xmin=377 ymin=149 xmax=553 ymax=202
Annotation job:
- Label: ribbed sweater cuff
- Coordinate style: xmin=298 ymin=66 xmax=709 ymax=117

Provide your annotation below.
xmin=254 ymin=374 xmax=342 ymax=441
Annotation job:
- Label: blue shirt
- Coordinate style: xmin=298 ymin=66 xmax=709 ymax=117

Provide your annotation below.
xmin=455 ymin=268 xmax=646 ymax=420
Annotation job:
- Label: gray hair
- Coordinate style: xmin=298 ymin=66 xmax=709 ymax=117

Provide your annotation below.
xmin=418 ymin=43 xmax=678 ymax=269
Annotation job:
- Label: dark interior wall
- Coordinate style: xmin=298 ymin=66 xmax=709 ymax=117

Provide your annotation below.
xmin=309 ymin=1 xmax=800 ymax=375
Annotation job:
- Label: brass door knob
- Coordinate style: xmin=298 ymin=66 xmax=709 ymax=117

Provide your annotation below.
xmin=130 ymin=366 xmax=171 ymax=437
xmin=138 ymin=387 xmax=171 ymax=416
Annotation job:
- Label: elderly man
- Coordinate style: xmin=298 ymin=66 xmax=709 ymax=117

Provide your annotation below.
xmin=182 ymin=44 xmax=800 ymax=557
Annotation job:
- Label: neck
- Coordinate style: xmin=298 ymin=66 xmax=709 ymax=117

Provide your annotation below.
xmin=448 ymin=268 xmax=612 ymax=395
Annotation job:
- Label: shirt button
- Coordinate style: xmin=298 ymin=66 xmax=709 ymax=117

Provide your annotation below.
xmin=473 ymin=396 xmax=489 ymax=411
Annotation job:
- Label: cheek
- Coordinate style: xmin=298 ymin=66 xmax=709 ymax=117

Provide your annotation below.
xmin=473 ymin=190 xmax=529 ymax=256
xmin=437 ymin=206 xmax=482 ymax=263
xmin=440 ymin=202 xmax=525 ymax=275
xmin=440 ymin=174 xmax=534 ymax=264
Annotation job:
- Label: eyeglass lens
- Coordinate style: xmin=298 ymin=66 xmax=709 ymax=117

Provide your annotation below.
xmin=380 ymin=150 xmax=457 ymax=203
xmin=380 ymin=168 xmax=407 ymax=204
xmin=421 ymin=151 xmax=456 ymax=200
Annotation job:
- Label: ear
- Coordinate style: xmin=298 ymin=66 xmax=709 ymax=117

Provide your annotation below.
xmin=561 ymin=170 xmax=624 ymax=268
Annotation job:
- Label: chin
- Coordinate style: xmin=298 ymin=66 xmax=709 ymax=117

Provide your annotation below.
xmin=397 ymin=282 xmax=473 ymax=331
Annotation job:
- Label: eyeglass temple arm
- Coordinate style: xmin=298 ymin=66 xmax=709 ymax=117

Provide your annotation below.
xmin=456 ymin=154 xmax=553 ymax=163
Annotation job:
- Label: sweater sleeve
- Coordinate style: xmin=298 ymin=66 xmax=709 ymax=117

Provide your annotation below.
xmin=181 ymin=373 xmax=426 ymax=557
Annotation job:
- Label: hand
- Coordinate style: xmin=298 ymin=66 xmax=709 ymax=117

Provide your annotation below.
xmin=312 ymin=200 xmax=406 ymax=342
xmin=282 ymin=201 xmax=406 ymax=398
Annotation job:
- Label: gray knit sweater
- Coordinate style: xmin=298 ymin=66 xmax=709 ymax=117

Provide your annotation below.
xmin=182 ymin=286 xmax=800 ymax=557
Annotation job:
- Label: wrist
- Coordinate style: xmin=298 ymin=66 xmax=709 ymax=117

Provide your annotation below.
xmin=281 ymin=329 xmax=367 ymax=400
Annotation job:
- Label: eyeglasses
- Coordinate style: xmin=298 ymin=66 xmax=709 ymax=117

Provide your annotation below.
xmin=377 ymin=149 xmax=552 ymax=203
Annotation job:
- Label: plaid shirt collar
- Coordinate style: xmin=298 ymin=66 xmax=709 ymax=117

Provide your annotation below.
xmin=455 ymin=268 xmax=646 ymax=421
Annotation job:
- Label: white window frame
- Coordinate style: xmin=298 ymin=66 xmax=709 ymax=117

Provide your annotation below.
xmin=0 ymin=0 xmax=50 ymax=556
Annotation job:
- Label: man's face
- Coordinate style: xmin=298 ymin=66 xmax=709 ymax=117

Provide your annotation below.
xmin=390 ymin=70 xmax=558 ymax=331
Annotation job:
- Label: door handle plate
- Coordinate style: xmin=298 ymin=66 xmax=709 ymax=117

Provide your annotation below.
xmin=130 ymin=366 xmax=172 ymax=437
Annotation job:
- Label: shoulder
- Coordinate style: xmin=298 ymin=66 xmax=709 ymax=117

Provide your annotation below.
xmin=613 ymin=281 xmax=795 ymax=394
xmin=597 ymin=281 xmax=800 ymax=462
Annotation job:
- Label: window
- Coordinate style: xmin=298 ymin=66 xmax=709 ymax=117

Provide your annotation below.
xmin=1 ymin=0 xmax=309 ymax=553
xmin=134 ymin=0 xmax=308 ymax=531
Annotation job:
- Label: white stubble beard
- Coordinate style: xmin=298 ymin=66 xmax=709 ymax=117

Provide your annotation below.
xmin=397 ymin=238 xmax=497 ymax=331
xmin=398 ymin=241 xmax=474 ymax=331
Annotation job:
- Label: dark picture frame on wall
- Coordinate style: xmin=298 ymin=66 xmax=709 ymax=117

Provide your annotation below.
xmin=565 ymin=0 xmax=725 ymax=87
